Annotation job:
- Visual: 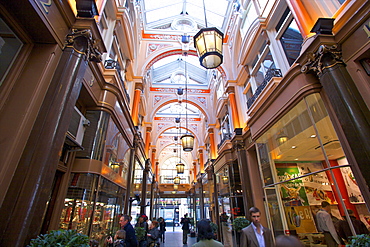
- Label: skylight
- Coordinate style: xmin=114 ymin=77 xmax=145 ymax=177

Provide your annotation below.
xmin=142 ymin=0 xmax=231 ymax=32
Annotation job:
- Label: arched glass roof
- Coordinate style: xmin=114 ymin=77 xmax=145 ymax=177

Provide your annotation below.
xmin=142 ymin=0 xmax=232 ymax=32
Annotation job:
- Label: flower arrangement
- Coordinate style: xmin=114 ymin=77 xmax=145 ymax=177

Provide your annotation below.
xmin=28 ymin=229 xmax=89 ymax=247
xmin=232 ymin=217 xmax=250 ymax=232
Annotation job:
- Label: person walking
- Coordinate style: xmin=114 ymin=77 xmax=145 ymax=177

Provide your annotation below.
xmin=135 ymin=214 xmax=149 ymax=247
xmin=158 ymin=217 xmax=166 ymax=243
xmin=240 ymin=207 xmax=274 ymax=247
xmin=119 ymin=215 xmax=138 ymax=247
xmin=316 ymin=201 xmax=341 ymax=247
xmin=192 ymin=219 xmax=223 ymax=247
xmin=181 ymin=213 xmax=191 ymax=244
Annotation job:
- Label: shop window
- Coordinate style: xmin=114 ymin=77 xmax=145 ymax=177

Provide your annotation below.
xmin=0 ymin=17 xmax=23 ymax=87
xmin=275 ymin=8 xmax=303 ymax=66
xmin=60 ymin=174 xmax=123 ymax=245
xmin=256 ymin=93 xmax=370 ymax=243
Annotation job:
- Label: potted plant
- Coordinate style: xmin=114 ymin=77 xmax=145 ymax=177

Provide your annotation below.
xmin=28 ymin=229 xmax=89 ymax=247
xmin=135 ymin=227 xmax=146 ymax=242
xmin=232 ymin=217 xmax=250 ymax=246
xmin=347 ymin=234 xmax=370 ymax=247
xmin=233 ymin=217 xmax=250 ymax=232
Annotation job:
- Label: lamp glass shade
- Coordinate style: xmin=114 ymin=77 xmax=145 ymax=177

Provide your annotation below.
xmin=174 ymin=176 xmax=181 ymax=185
xmin=174 ymin=184 xmax=179 ymax=191
xmin=222 ymin=175 xmax=229 ymax=184
xmin=176 ymin=163 xmax=185 ymax=174
xmin=276 ymin=135 xmax=288 ymax=145
xmin=181 ymin=133 xmax=194 ymax=152
xmin=194 ymin=27 xmax=224 ymax=69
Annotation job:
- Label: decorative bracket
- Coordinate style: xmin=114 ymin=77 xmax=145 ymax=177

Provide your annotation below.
xmin=65 ymin=29 xmax=102 ymax=62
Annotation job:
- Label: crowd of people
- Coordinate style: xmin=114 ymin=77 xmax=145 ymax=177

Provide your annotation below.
xmin=102 ymin=203 xmax=369 ymax=247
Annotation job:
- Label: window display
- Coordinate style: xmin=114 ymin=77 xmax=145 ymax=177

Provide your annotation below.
xmin=256 ymin=94 xmax=370 ymax=246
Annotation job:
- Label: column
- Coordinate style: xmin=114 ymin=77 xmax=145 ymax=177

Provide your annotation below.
xmin=193 ymin=162 xmax=197 ymax=182
xmin=140 ymin=159 xmax=150 ymax=215
xmin=198 ymin=149 xmax=204 ymax=174
xmin=124 ymin=133 xmax=140 ymax=215
xmin=151 ymin=148 xmax=156 ymax=179
xmin=131 ymin=83 xmax=142 ymax=126
xmin=0 ymin=29 xmax=102 ymax=246
xmin=302 ymin=44 xmax=370 ymax=203
xmin=286 ymin=0 xmax=315 ymax=38
xmin=155 ymin=162 xmax=159 ymax=183
xmin=144 ymin=126 xmax=152 ymax=157
xmin=233 ymin=138 xmax=254 ymax=212
xmin=208 ymin=128 xmax=217 ymax=160
xmin=226 ymin=86 xmax=240 ymax=129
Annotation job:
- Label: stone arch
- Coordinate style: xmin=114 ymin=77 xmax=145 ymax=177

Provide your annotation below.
xmin=141 ymin=48 xmax=227 ymax=79
xmin=150 ymin=98 xmax=210 ymax=122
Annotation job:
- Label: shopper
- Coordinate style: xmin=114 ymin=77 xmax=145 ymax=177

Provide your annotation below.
xmin=147 ymin=220 xmax=160 ymax=247
xmin=336 ymin=209 xmax=369 ymax=243
xmin=192 ymin=219 xmax=223 ymax=247
xmin=158 ymin=217 xmax=166 ymax=243
xmin=135 ymin=214 xmax=149 ymax=247
xmin=119 ymin=215 xmax=138 ymax=247
xmin=181 ymin=213 xmax=191 ymax=244
xmin=240 ymin=207 xmax=274 ymax=247
xmin=316 ymin=201 xmax=341 ymax=247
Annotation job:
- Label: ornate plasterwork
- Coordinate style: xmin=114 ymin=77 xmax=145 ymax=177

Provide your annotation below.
xmin=189 ymin=96 xmax=207 ymax=107
xmin=301 ymin=44 xmax=343 ymax=77
xmin=147 ymin=43 xmax=173 ymax=57
xmin=153 ymin=95 xmax=171 ymax=105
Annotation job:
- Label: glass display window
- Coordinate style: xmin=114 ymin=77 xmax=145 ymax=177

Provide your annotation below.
xmin=59 ymin=173 xmax=124 ymax=245
xmin=256 ymin=93 xmax=370 ymax=245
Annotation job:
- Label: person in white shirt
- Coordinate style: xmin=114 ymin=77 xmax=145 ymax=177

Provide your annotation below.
xmin=316 ymin=201 xmax=341 ymax=247
xmin=240 ymin=207 xmax=274 ymax=247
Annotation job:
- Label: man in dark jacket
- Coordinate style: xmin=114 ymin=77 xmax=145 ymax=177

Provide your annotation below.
xmin=119 ymin=215 xmax=138 ymax=247
xmin=336 ymin=209 xmax=369 ymax=243
xmin=180 ymin=214 xmax=191 ymax=244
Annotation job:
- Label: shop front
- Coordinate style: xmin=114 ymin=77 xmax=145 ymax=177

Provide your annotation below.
xmin=255 ymin=93 xmax=370 ymax=245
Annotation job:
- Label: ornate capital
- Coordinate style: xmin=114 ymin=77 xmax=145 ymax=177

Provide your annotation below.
xmin=65 ymin=29 xmax=102 ymax=62
xmin=301 ymin=44 xmax=344 ymax=77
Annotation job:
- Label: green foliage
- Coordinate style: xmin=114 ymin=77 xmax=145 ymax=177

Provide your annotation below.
xmin=210 ymin=222 xmax=218 ymax=233
xmin=232 ymin=217 xmax=250 ymax=232
xmin=135 ymin=227 xmax=146 ymax=241
xmin=28 ymin=229 xmax=89 ymax=247
xmin=347 ymin=234 xmax=370 ymax=247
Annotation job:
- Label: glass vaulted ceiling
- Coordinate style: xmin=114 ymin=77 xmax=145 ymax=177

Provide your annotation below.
xmin=142 ymin=0 xmax=231 ymax=32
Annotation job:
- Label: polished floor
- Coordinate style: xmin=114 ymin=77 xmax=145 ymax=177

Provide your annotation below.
xmin=159 ymin=226 xmax=197 ymax=247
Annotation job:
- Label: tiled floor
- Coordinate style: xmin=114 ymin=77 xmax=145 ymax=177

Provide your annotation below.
xmin=159 ymin=226 xmax=197 ymax=247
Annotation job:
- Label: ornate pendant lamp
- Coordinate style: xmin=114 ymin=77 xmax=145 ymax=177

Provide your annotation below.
xmin=181 ymin=54 xmax=195 ymax=151
xmin=174 ymin=175 xmax=181 ymax=185
xmin=276 ymin=128 xmax=289 ymax=145
xmin=193 ymin=0 xmax=224 ymax=69
xmin=176 ymin=162 xmax=185 ymax=174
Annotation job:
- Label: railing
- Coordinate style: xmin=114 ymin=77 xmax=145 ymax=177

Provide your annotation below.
xmin=159 ymin=175 xmax=190 ymax=184
xmin=217 ymin=133 xmax=232 ymax=149
xmin=104 ymin=59 xmax=130 ymax=104
xmin=247 ymin=68 xmax=282 ymax=108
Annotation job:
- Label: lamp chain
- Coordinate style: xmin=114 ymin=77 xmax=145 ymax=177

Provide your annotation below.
xmin=185 ymin=55 xmax=189 ymax=134
xmin=202 ymin=0 xmax=208 ymax=27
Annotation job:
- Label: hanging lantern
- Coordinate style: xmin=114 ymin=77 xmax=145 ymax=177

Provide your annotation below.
xmin=174 ymin=175 xmax=181 ymax=185
xmin=194 ymin=27 xmax=224 ymax=69
xmin=174 ymin=184 xmax=179 ymax=191
xmin=181 ymin=133 xmax=194 ymax=152
xmin=222 ymin=175 xmax=229 ymax=184
xmin=175 ymin=117 xmax=181 ymax=123
xmin=176 ymin=163 xmax=185 ymax=174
